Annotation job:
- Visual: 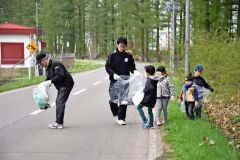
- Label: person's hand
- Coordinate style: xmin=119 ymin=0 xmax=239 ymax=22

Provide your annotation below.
xmin=170 ymin=96 xmax=175 ymax=101
xmin=178 ymin=99 xmax=182 ymax=104
xmin=41 ymin=80 xmax=52 ymax=87
xmin=113 ymin=74 xmax=120 ymax=80
xmin=133 ymin=70 xmax=140 ymax=75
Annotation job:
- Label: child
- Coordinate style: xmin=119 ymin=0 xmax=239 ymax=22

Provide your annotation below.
xmin=179 ymin=74 xmax=199 ymax=120
xmin=193 ymin=64 xmax=213 ymax=118
xmin=137 ymin=65 xmax=158 ymax=128
xmin=154 ymin=66 xmax=175 ymax=126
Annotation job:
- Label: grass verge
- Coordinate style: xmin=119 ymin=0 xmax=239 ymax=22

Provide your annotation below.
xmin=162 ymin=80 xmax=240 ymax=160
xmin=0 ymin=60 xmax=104 ymax=93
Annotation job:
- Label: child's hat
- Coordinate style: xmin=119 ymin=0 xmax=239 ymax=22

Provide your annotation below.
xmin=185 ymin=73 xmax=193 ymax=81
xmin=144 ymin=65 xmax=155 ymax=75
xmin=194 ymin=64 xmax=203 ymax=72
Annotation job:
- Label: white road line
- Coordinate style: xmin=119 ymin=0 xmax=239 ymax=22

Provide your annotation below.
xmin=72 ymin=89 xmax=87 ymax=96
xmin=29 ymin=109 xmax=43 ymax=115
xmin=29 ymin=102 xmax=55 ymax=116
xmin=93 ymin=81 xmax=101 ymax=86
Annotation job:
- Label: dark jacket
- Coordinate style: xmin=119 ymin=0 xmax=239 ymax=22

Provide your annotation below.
xmin=46 ymin=59 xmax=74 ymax=89
xmin=141 ymin=76 xmax=158 ymax=108
xmin=105 ymin=49 xmax=136 ymax=81
xmin=193 ymin=76 xmax=213 ymax=92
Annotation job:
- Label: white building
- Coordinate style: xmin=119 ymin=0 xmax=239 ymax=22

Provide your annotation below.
xmin=0 ymin=22 xmax=44 ymax=68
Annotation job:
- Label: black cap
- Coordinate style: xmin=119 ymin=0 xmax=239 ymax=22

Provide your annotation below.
xmin=144 ymin=65 xmax=155 ymax=75
xmin=185 ymin=73 xmax=193 ymax=81
xmin=36 ymin=53 xmax=46 ymax=64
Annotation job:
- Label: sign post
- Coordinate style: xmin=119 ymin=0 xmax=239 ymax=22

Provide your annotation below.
xmin=26 ymin=40 xmax=38 ymax=79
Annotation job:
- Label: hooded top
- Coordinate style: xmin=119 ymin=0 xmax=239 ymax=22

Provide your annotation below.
xmin=140 ymin=76 xmax=159 ymax=108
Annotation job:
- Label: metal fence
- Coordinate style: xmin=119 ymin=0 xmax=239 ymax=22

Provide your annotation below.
xmin=48 ymin=53 xmax=75 ymax=68
xmin=0 ymin=53 xmax=75 ymax=81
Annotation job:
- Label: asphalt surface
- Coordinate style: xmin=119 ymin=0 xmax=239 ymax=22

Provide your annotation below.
xmin=0 ymin=63 xmax=163 ymax=160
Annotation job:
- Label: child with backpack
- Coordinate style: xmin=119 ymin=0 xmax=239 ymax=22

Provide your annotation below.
xmin=179 ymin=74 xmax=199 ymax=120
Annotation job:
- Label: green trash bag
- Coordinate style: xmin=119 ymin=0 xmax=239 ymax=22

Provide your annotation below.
xmin=33 ymin=83 xmax=50 ymax=110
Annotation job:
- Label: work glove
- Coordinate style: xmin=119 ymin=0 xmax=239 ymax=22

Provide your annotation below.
xmin=41 ymin=80 xmax=52 ymax=88
xmin=113 ymin=74 xmax=120 ymax=80
xmin=133 ymin=70 xmax=140 ymax=75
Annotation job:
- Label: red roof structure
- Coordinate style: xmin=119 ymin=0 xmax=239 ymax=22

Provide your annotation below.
xmin=0 ymin=22 xmax=42 ymax=35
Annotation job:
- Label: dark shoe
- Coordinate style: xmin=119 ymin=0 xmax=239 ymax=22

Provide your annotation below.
xmin=143 ymin=123 xmax=154 ymax=129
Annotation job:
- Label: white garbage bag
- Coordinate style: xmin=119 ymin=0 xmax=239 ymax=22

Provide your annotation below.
xmin=33 ymin=81 xmax=51 ymax=109
xmin=132 ymin=89 xmax=144 ymax=106
xmin=109 ymin=71 xmax=144 ymax=106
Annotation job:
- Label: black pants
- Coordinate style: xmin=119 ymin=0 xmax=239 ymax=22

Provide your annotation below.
xmin=185 ymin=102 xmax=194 ymax=120
xmin=56 ymin=86 xmax=73 ymax=124
xmin=109 ymin=101 xmax=127 ymax=120
xmin=109 ymin=80 xmax=128 ymax=121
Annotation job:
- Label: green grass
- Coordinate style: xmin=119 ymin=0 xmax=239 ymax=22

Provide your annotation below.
xmin=162 ymin=80 xmax=240 ymax=160
xmin=0 ymin=60 xmax=104 ymax=93
xmin=69 ymin=59 xmax=104 ymax=73
xmin=0 ymin=76 xmax=45 ymax=93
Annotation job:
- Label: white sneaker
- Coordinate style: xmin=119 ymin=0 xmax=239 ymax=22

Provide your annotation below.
xmin=48 ymin=123 xmax=64 ymax=129
xmin=121 ymin=100 xmax=128 ymax=105
xmin=113 ymin=116 xmax=118 ymax=123
xmin=118 ymin=120 xmax=126 ymax=125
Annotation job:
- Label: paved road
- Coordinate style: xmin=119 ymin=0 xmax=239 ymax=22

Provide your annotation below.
xmin=0 ymin=63 xmax=162 ymax=160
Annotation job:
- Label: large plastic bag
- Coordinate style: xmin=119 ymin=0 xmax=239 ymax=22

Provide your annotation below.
xmin=33 ymin=82 xmax=51 ymax=109
xmin=180 ymin=87 xmax=211 ymax=112
xmin=195 ymin=84 xmax=211 ymax=100
xmin=194 ymin=87 xmax=211 ymax=108
xmin=180 ymin=101 xmax=186 ymax=112
xmin=132 ymin=89 xmax=144 ymax=106
xmin=109 ymin=71 xmax=144 ymax=106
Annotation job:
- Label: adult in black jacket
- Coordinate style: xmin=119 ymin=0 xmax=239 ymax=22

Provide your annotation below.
xmin=36 ymin=53 xmax=74 ymax=129
xmin=105 ymin=37 xmax=136 ymax=125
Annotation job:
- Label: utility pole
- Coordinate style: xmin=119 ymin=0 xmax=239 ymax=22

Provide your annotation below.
xmin=185 ymin=0 xmax=190 ymax=76
xmin=170 ymin=0 xmax=176 ymax=74
xmin=35 ymin=0 xmax=40 ymax=76
xmin=166 ymin=0 xmax=177 ymax=74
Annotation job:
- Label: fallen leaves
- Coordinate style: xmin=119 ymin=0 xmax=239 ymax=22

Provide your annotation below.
xmin=204 ymin=92 xmax=240 ymax=146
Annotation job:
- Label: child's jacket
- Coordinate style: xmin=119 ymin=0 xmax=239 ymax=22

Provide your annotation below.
xmin=141 ymin=76 xmax=158 ymax=108
xmin=156 ymin=75 xmax=175 ymax=98
xmin=182 ymin=84 xmax=199 ymax=102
